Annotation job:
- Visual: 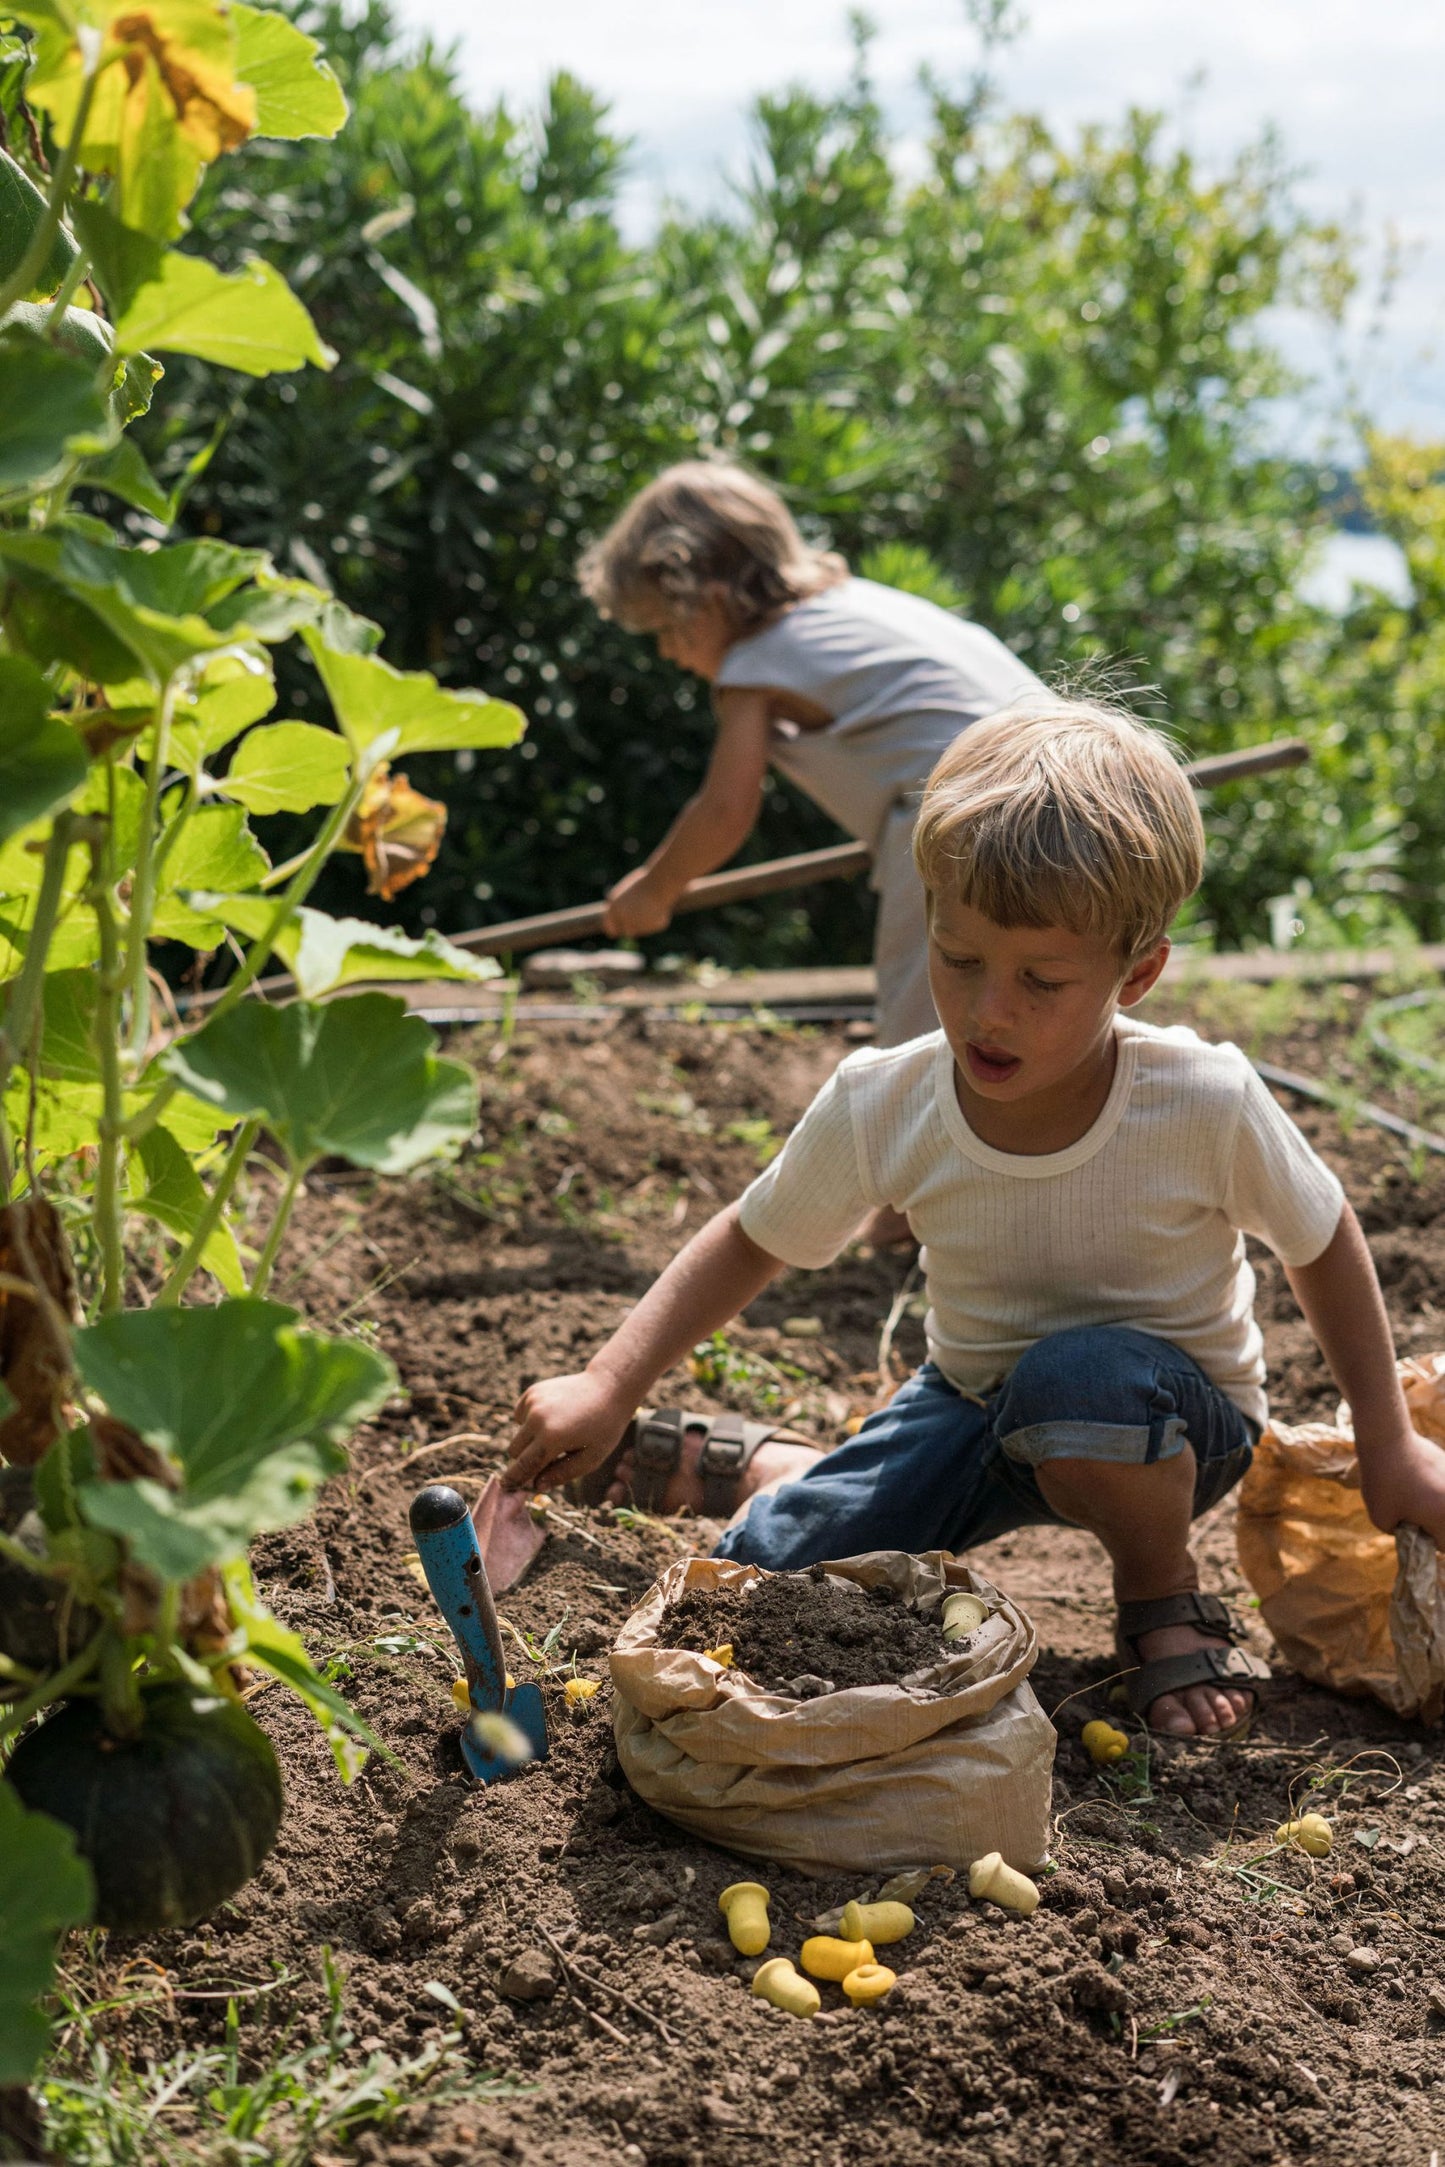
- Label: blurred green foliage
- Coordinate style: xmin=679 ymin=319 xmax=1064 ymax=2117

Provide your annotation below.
xmin=135 ymin=2 xmax=1438 ymax=964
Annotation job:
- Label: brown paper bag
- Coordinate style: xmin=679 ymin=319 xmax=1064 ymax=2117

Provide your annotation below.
xmin=1235 ymin=1355 xmax=1445 ymax=1721
xmin=610 ymin=1551 xmax=1055 ymax=1875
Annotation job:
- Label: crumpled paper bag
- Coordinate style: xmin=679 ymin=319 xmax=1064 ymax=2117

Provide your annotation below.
xmin=1235 ymin=1355 xmax=1445 ymax=1721
xmin=610 ymin=1550 xmax=1056 ymax=1874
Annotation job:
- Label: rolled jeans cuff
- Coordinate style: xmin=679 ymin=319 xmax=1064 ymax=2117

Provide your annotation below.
xmin=1000 ymin=1414 xmax=1189 ymax=1469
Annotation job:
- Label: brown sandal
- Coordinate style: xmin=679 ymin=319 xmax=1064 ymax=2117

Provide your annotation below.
xmin=569 ymin=1408 xmax=818 ymax=1516
xmin=1115 ymin=1592 xmax=1271 ymax=1733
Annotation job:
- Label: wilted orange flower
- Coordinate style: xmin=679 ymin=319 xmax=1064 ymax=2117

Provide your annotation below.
xmin=111 ymin=8 xmax=256 ymax=161
xmin=342 ymin=762 xmax=447 ymax=900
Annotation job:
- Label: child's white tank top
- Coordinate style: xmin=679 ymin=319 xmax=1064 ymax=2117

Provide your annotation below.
xmin=713 ymin=577 xmax=1043 ymax=847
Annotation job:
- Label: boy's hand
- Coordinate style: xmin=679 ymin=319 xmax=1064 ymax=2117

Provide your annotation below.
xmin=1359 ymin=1427 xmax=1445 ymax=1549
xmin=603 ymin=869 xmax=673 ymax=937
xmin=504 ymin=1371 xmax=634 ymax=1494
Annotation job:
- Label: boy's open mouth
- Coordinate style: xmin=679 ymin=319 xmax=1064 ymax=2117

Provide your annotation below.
xmin=965 ymin=1040 xmax=1023 ymax=1084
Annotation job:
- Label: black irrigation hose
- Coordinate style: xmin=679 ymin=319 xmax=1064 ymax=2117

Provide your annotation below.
xmin=1252 ymin=1058 xmax=1445 ymax=1159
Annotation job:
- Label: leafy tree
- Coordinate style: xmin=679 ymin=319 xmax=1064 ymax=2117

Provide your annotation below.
xmin=139 ymin=6 xmax=1370 ymax=963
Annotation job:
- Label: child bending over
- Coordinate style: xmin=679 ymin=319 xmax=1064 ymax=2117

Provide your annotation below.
xmin=579 ymin=460 xmax=1042 ymax=1048
xmin=505 ymin=699 xmax=1445 ymax=1737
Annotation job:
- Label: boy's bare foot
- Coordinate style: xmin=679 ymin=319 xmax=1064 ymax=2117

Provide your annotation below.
xmin=858 ymin=1203 xmax=915 ymax=1250
xmin=1131 ymin=1620 xmax=1255 ymax=1738
xmin=605 ymin=1417 xmax=820 ymax=1516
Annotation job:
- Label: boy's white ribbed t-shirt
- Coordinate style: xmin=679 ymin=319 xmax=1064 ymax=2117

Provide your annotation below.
xmin=737 ymin=1018 xmax=1344 ymax=1428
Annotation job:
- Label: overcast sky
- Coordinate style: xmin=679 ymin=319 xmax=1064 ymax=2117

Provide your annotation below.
xmin=388 ymin=0 xmax=1443 ymax=444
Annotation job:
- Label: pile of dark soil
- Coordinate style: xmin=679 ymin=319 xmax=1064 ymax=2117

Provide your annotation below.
xmin=44 ymin=1006 xmax=1445 ymax=2166
xmin=657 ymin=1564 xmax=946 ymax=1692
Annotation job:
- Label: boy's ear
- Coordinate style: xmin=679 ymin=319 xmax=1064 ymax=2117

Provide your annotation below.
xmin=1117 ymin=938 xmax=1171 ymax=1008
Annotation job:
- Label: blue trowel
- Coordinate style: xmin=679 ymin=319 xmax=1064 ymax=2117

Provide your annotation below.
xmin=408 ymin=1483 xmax=549 ymax=1782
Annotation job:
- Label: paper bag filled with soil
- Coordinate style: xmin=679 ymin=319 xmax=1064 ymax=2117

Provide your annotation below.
xmin=610 ymin=1551 xmax=1055 ymax=1875
xmin=1236 ymin=1355 xmax=1445 ymax=1721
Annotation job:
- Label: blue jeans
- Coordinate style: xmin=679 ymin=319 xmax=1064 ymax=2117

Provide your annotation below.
xmin=713 ymin=1326 xmax=1257 ymax=1571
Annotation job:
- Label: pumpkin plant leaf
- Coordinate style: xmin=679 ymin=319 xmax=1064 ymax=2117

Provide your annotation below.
xmin=0 ymin=1782 xmax=95 ymax=2086
xmin=0 ymin=658 xmax=89 ymax=845
xmin=219 ymin=720 xmax=351 ymax=814
xmin=165 ymin=992 xmax=479 ymax=1173
xmin=301 ymin=630 xmax=525 ymax=757
xmin=231 ymin=2 xmax=348 ymax=140
xmin=114 ymin=253 xmax=336 ymax=376
xmin=0 ymin=144 xmax=80 ymax=300
xmin=70 ymin=196 xmax=165 ymax=319
xmin=0 ymin=330 xmax=113 ymax=488
xmin=151 ymin=804 xmax=269 ymax=945
xmin=181 ymin=894 xmax=497 ymax=995
xmin=81 ymin=433 xmax=178 ymax=523
xmin=129 ymin=1125 xmax=245 ymax=1295
xmin=73 ymin=1300 xmax=392 ymax=1580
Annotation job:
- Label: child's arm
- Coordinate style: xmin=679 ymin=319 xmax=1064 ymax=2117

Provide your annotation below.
xmin=603 ymin=689 xmax=773 ymax=936
xmin=502 ymin=1203 xmax=785 ymax=1491
xmin=1284 ymin=1201 xmax=1445 ymax=1545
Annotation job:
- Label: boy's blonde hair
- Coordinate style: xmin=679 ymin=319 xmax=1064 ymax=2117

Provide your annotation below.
xmin=578 ymin=461 xmax=847 ymax=633
xmin=913 ymin=698 xmax=1204 ymax=959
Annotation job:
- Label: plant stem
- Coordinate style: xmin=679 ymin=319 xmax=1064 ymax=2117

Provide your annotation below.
xmin=98 ymin=1627 xmax=143 ymax=1739
xmin=156 ymin=1116 xmax=259 ymax=1305
xmin=251 ymin=1160 xmax=304 ymax=1296
xmin=122 ymin=770 xmax=364 ymax=1145
xmin=0 ymin=814 xmax=75 ymax=1138
xmin=209 ymin=773 xmax=365 ymax=1024
xmin=123 ymin=677 xmax=180 ymax=1067
xmin=89 ymin=836 xmax=128 ymax=1312
xmin=0 ymin=1629 xmax=103 ymax=1747
xmin=0 ymin=54 xmax=105 ymax=323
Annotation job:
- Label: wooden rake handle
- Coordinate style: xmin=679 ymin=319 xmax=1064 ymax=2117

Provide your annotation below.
xmin=453 ymin=736 xmax=1309 ymax=960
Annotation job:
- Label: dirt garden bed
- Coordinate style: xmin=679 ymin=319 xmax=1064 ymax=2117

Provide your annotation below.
xmin=52 ymin=991 xmax=1445 ymax=2165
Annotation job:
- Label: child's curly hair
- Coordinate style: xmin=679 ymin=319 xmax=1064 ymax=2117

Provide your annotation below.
xmin=914 ymin=696 xmax=1205 ymax=959
xmin=578 ymin=461 xmax=847 ymax=634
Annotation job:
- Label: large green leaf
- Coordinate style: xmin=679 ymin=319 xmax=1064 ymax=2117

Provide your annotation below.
xmin=73 ymin=1301 xmax=392 ymax=1580
xmin=0 ymin=1782 xmax=94 ymax=2086
xmin=81 ymin=434 xmax=178 ymax=522
xmin=301 ymin=631 xmax=525 ymax=757
xmin=128 ymin=1125 xmax=245 ymax=1294
xmin=166 ymin=992 xmax=478 ymax=1173
xmin=114 ymin=254 xmax=336 ymax=376
xmin=0 ymin=530 xmax=231 ymax=685
xmin=184 ymin=893 xmax=497 ymax=997
xmin=0 ymin=328 xmax=112 ymax=486
xmin=152 ymin=804 xmax=269 ymax=945
xmin=70 ymin=197 xmax=164 ymax=319
xmin=0 ymin=144 xmax=79 ymax=300
xmin=219 ymin=720 xmax=350 ymax=814
xmin=0 ymin=659 xmax=88 ymax=845
xmin=231 ymin=3 xmax=348 ymax=140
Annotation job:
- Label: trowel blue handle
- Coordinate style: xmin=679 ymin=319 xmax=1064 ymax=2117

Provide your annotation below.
xmin=408 ymin=1485 xmax=508 ymax=1713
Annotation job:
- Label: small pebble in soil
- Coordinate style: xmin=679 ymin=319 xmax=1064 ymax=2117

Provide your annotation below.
xmin=499 ymin=1949 xmax=559 ymax=2002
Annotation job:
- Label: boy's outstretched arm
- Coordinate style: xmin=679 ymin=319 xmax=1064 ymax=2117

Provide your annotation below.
xmin=603 ymin=689 xmax=773 ymax=936
xmin=503 ymin=1203 xmax=785 ymax=1493
xmin=1285 ymin=1200 xmax=1445 ymax=1545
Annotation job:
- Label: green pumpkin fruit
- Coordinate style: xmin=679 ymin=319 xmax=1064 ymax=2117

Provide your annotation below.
xmin=0 ymin=148 xmax=80 ymax=301
xmin=6 ymin=1683 xmax=283 ymax=1933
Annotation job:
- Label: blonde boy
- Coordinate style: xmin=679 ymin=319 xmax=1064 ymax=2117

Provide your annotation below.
xmin=506 ymin=700 xmax=1445 ymax=1737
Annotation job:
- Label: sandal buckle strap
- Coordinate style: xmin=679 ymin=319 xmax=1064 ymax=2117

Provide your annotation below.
xmin=698 ymin=1412 xmax=747 ymax=1477
xmin=633 ymin=1412 xmax=686 ymax=1471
